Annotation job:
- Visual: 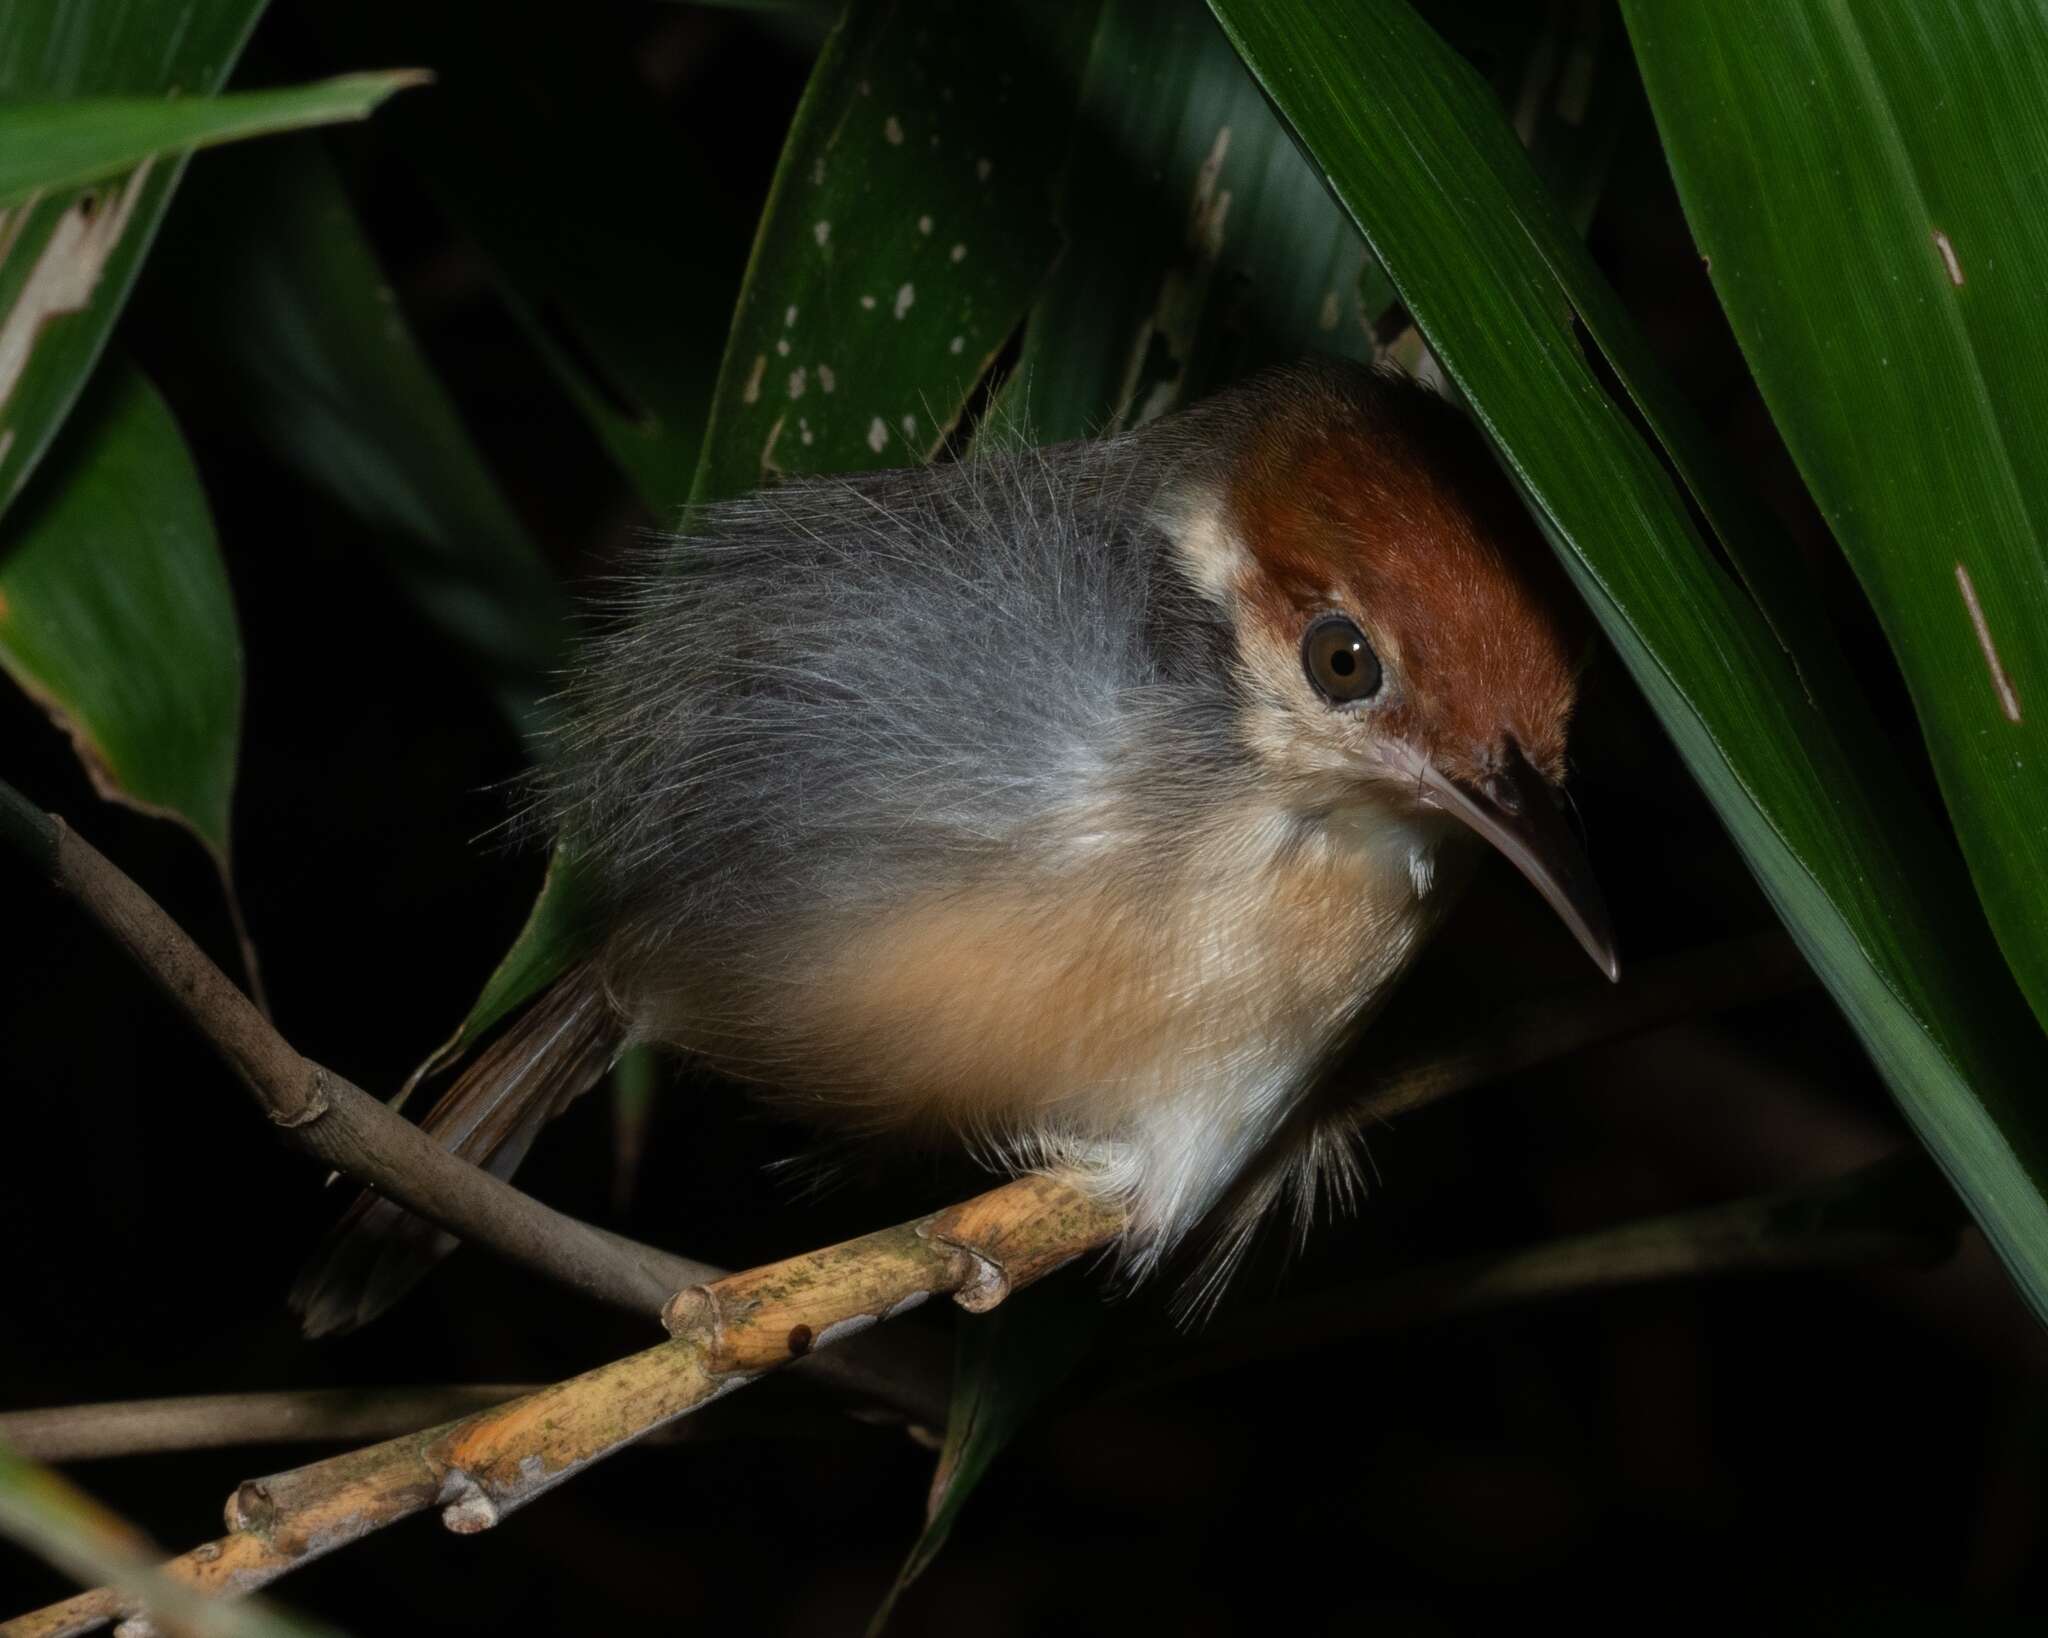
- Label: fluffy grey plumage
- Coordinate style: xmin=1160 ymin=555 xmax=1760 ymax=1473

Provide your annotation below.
xmin=539 ymin=419 xmax=1246 ymax=1054
xmin=295 ymin=359 xmax=1602 ymax=1335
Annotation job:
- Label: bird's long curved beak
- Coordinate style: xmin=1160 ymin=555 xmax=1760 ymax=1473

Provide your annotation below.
xmin=1420 ymin=742 xmax=1619 ymax=982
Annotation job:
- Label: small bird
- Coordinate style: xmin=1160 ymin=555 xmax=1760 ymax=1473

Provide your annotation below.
xmin=295 ymin=357 xmax=1616 ymax=1334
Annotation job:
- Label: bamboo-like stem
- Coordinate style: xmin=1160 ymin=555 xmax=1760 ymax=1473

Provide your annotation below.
xmin=1 ymin=1174 xmax=1123 ymax=1638
xmin=0 ymin=780 xmax=943 ymax=1428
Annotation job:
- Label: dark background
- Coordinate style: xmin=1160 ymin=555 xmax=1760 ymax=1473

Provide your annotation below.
xmin=4 ymin=5 xmax=2046 ymax=1633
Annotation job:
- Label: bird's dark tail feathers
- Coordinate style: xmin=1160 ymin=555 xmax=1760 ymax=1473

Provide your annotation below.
xmin=290 ymin=965 xmax=624 ymax=1338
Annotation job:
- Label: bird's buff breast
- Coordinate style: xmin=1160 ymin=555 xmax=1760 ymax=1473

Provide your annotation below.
xmin=762 ymin=802 xmax=1451 ymax=1146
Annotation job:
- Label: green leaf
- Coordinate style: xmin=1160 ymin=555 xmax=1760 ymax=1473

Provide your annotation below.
xmin=1622 ymin=0 xmax=2048 ymax=1043
xmin=143 ymin=133 xmax=566 ymax=720
xmin=0 ymin=1440 xmax=341 ymax=1638
xmin=1207 ymin=0 xmax=2048 ymax=1321
xmin=0 ymin=73 xmax=428 ymax=209
xmin=0 ymin=362 xmax=240 ymax=861
xmin=993 ymin=0 xmax=1632 ymax=449
xmin=870 ymin=1278 xmax=1105 ymax=1634
xmin=398 ymin=847 xmax=592 ymax=1110
xmin=993 ymin=0 xmax=1384 ymax=448
xmin=692 ymin=0 xmax=1102 ymax=503
xmin=310 ymin=2 xmax=748 ymax=522
xmin=0 ymin=0 xmax=264 ymax=523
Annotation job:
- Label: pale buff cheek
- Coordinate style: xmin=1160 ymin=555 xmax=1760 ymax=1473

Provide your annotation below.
xmin=1233 ymin=619 xmax=1389 ymax=794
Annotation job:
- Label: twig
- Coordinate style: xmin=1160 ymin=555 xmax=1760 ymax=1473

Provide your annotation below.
xmin=3 ymin=1175 xmax=1122 ymax=1638
xmin=0 ymin=781 xmax=944 ymax=1428
xmin=0 ymin=1388 xmax=898 ymax=1467
xmin=1115 ymin=1154 xmax=1962 ymax=1392
xmin=0 ymin=1391 xmax=532 ymax=1464
xmin=1345 ymin=928 xmax=1810 ymax=1126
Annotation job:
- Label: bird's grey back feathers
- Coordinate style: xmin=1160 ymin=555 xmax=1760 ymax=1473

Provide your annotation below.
xmin=537 ymin=428 xmax=1247 ymax=1011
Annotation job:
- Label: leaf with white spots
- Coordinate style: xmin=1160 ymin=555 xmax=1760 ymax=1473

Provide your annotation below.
xmin=691 ymin=0 xmax=1102 ymax=503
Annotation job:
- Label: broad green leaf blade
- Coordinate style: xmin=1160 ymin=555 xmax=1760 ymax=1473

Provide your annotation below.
xmin=1623 ymin=0 xmax=2048 ymax=1043
xmin=0 ymin=0 xmax=264 ymax=523
xmin=144 ymin=134 xmax=566 ymax=720
xmin=995 ymin=0 xmax=1384 ymax=448
xmin=870 ymin=1279 xmax=1105 ymax=1634
xmin=1208 ymin=0 xmax=2048 ymax=1320
xmin=312 ymin=2 xmax=748 ymax=523
xmin=691 ymin=0 xmax=1101 ymax=503
xmin=0 ymin=1441 xmax=341 ymax=1638
xmin=997 ymin=0 xmax=1634 ymax=451
xmin=0 ymin=73 xmax=427 ymax=208
xmin=0 ymin=362 xmax=241 ymax=860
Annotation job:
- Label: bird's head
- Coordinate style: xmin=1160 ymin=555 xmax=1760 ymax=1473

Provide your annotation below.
xmin=1161 ymin=359 xmax=1617 ymax=980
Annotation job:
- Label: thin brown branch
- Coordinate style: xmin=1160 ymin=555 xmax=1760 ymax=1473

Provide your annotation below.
xmin=42 ymin=808 xmax=706 ymax=1291
xmin=1115 ymin=1154 xmax=1963 ymax=1393
xmin=0 ymin=786 xmax=945 ymax=1428
xmin=0 ymin=1390 xmax=533 ymax=1464
xmin=2 ymin=1175 xmax=1123 ymax=1638
xmin=1345 ymin=928 xmax=1811 ymax=1126
xmin=0 ymin=1388 xmax=879 ymax=1469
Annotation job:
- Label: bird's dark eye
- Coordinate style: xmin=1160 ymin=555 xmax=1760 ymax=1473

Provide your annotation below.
xmin=1301 ymin=615 xmax=1383 ymax=705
